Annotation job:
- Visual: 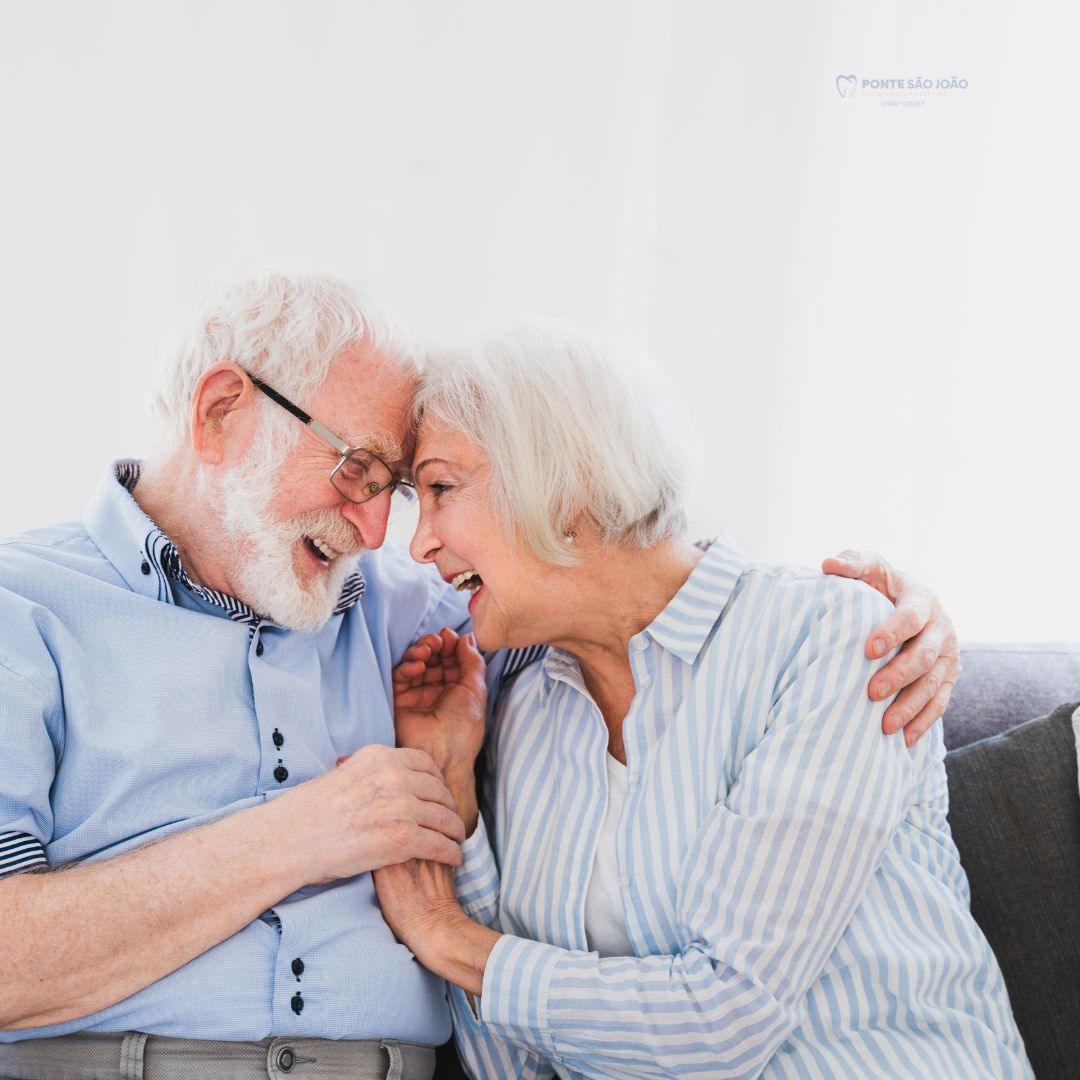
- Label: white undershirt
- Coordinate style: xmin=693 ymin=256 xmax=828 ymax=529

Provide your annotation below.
xmin=583 ymin=753 xmax=634 ymax=959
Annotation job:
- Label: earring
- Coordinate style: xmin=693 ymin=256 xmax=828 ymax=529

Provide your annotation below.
xmin=563 ymin=528 xmax=577 ymax=544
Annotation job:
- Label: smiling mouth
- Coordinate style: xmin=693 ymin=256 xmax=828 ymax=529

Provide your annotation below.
xmin=451 ymin=569 xmax=483 ymax=594
xmin=303 ymin=536 xmax=339 ymax=567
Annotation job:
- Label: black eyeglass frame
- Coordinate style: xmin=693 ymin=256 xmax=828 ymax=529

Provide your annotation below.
xmin=245 ymin=372 xmax=416 ymax=507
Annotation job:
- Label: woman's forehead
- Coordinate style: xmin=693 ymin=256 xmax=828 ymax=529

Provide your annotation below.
xmin=413 ymin=416 xmax=486 ymax=472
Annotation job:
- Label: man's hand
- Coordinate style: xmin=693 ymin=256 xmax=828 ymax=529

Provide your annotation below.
xmin=822 ymin=550 xmax=961 ymax=747
xmin=287 ymin=743 xmax=467 ymax=881
xmin=0 ymin=744 xmax=466 ymax=1032
xmin=392 ymin=628 xmax=486 ymax=833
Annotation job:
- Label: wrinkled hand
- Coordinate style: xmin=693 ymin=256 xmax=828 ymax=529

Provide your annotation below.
xmin=285 ymin=744 xmax=466 ymax=883
xmin=374 ymin=857 xmax=466 ymax=959
xmin=822 ymin=550 xmax=961 ymax=747
xmin=392 ymin=628 xmax=487 ymax=778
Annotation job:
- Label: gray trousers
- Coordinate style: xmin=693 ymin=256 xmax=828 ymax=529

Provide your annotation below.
xmin=0 ymin=1033 xmax=436 ymax=1080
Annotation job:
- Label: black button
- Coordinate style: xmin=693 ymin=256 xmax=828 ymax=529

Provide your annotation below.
xmin=274 ymin=765 xmax=289 ymax=784
xmin=290 ymin=992 xmax=304 ymax=1015
xmin=272 ymin=729 xmax=284 ymax=748
xmin=256 ymin=640 xmax=264 ymax=657
xmin=140 ymin=561 xmax=151 ymax=575
xmin=277 ymin=1046 xmax=295 ymax=1071
xmin=291 ymin=957 xmax=304 ymax=977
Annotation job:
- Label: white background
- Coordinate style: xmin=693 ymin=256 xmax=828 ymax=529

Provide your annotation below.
xmin=0 ymin=0 xmax=1076 ymax=641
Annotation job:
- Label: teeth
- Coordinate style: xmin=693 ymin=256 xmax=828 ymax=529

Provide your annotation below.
xmin=310 ymin=537 xmax=336 ymax=561
xmin=452 ymin=569 xmax=482 ymax=593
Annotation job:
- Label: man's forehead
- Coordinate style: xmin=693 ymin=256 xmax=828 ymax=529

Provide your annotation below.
xmin=317 ymin=351 xmax=414 ymax=460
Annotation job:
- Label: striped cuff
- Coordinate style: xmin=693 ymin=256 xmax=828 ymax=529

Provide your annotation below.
xmin=479 ymin=934 xmax=562 ymax=1057
xmin=455 ymin=816 xmax=500 ymax=924
xmin=0 ymin=831 xmax=47 ymax=877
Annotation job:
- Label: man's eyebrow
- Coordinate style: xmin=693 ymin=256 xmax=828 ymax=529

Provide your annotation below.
xmin=343 ymin=433 xmax=405 ymax=463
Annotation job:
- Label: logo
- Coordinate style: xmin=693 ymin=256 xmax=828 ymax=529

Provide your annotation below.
xmin=835 ymin=73 xmax=970 ymax=108
xmin=835 ymin=74 xmax=857 ymax=99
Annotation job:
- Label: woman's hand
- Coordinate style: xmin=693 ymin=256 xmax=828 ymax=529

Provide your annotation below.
xmin=374 ymin=858 xmax=497 ymax=997
xmin=822 ymin=550 xmax=961 ymax=746
xmin=374 ymin=857 xmax=463 ymax=947
xmin=393 ymin=628 xmax=487 ymax=832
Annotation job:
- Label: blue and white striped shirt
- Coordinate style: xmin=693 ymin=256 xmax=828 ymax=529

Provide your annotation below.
xmin=451 ymin=536 xmax=1032 ymax=1079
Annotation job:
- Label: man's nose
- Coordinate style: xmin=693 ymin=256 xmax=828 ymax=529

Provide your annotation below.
xmin=341 ymin=492 xmax=390 ymax=551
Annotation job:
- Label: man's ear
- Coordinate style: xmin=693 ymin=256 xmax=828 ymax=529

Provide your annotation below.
xmin=190 ymin=364 xmax=258 ymax=464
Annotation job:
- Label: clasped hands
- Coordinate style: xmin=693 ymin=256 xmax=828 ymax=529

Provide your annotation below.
xmin=374 ymin=628 xmax=489 ymax=970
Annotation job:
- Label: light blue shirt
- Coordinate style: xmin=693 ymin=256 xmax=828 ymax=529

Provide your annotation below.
xmin=0 ymin=462 xmax=475 ymax=1045
xmin=451 ymin=537 xmax=1033 ymax=1079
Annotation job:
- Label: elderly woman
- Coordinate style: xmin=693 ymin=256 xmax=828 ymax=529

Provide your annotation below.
xmin=374 ymin=325 xmax=1031 ymax=1080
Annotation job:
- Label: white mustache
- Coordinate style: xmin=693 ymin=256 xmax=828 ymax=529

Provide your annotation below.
xmin=288 ymin=508 xmax=362 ymax=557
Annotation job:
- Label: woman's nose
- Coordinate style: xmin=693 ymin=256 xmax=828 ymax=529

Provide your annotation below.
xmin=409 ymin=507 xmax=440 ymax=564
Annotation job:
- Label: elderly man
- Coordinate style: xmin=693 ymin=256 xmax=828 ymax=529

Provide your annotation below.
xmin=0 ymin=271 xmax=957 ymax=1080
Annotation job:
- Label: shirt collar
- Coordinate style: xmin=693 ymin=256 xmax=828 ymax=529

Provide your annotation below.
xmin=539 ymin=533 xmax=752 ymax=697
xmin=83 ymin=460 xmax=366 ymax=624
xmin=642 ymin=533 xmax=751 ymax=664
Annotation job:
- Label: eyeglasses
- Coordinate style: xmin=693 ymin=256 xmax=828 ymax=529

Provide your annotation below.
xmin=246 ymin=372 xmax=417 ymax=520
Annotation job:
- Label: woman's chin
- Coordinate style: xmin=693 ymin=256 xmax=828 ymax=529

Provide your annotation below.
xmin=470 ymin=616 xmax=512 ymax=654
xmin=471 ymin=624 xmax=499 ymax=652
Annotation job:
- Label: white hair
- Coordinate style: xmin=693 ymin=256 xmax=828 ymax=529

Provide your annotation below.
xmin=413 ymin=322 xmax=698 ymax=566
xmin=150 ymin=268 xmax=414 ymax=454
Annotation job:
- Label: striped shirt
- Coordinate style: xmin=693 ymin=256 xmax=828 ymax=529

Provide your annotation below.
xmin=451 ymin=536 xmax=1032 ymax=1079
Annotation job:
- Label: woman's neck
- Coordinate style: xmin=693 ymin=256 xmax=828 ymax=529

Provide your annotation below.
xmin=549 ymin=536 xmax=703 ymax=755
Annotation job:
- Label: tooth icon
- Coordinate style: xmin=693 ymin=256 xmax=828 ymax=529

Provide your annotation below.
xmin=836 ymin=74 xmax=857 ymax=99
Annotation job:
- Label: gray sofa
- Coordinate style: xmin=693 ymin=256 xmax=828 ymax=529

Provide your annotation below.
xmin=944 ymin=642 xmax=1080 ymax=1080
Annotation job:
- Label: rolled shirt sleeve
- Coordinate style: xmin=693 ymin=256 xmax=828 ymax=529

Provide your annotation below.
xmin=0 ymin=636 xmax=63 ymax=877
xmin=454 ymin=814 xmax=501 ymax=926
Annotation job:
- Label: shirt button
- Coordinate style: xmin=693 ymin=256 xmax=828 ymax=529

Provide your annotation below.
xmin=291 ymin=957 xmax=304 ymax=977
xmin=639 ymin=675 xmax=653 ymax=689
xmin=277 ymin=1047 xmax=295 ymax=1071
xmin=256 ymin=640 xmax=264 ymax=657
xmin=618 ymin=874 xmax=630 ymax=889
xmin=632 ymin=638 xmax=648 ymax=652
xmin=140 ymin=560 xmax=151 ymax=576
xmin=272 ymin=729 xmax=285 ymax=749
xmin=290 ymin=992 xmax=304 ymax=1015
xmin=274 ymin=765 xmax=289 ymax=784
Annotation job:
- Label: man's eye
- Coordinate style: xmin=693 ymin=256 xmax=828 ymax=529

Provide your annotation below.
xmin=340 ymin=458 xmax=372 ymax=481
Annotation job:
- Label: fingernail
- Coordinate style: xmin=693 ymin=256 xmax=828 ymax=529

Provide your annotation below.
xmin=871 ymin=639 xmax=886 ymax=658
xmin=832 ymin=553 xmax=850 ymax=563
xmin=875 ymin=680 xmax=891 ymax=698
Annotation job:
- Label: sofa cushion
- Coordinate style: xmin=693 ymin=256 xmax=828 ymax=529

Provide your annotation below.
xmin=944 ymin=642 xmax=1080 ymax=749
xmin=946 ymin=701 xmax=1080 ymax=1080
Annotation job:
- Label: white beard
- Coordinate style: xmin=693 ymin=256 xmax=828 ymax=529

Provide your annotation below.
xmin=212 ymin=455 xmax=362 ymax=634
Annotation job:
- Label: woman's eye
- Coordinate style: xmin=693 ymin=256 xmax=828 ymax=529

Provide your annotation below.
xmin=427 ymin=482 xmax=452 ymax=497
